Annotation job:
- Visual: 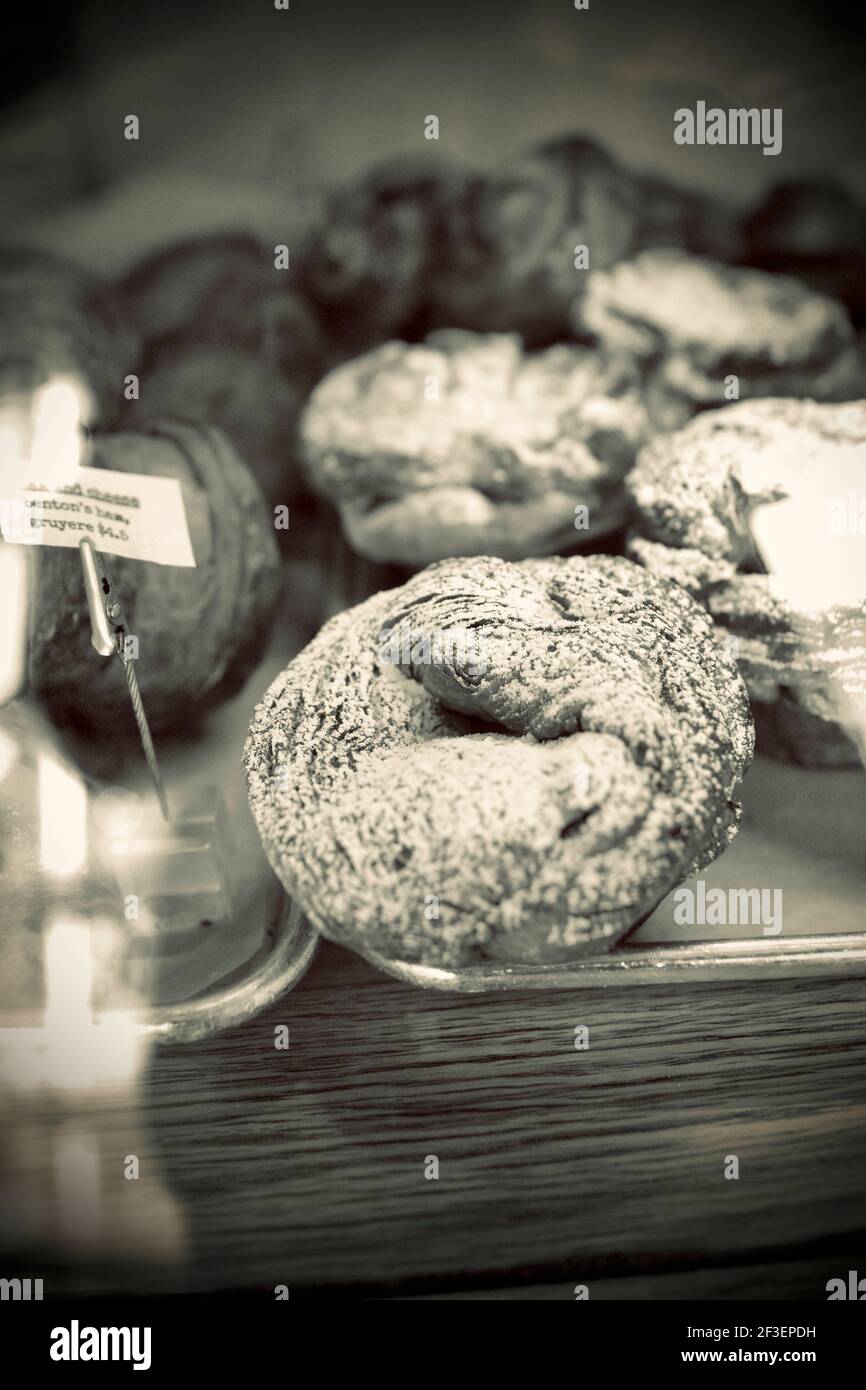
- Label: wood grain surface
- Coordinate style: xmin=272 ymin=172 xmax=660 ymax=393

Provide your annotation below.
xmin=10 ymin=937 xmax=863 ymax=1300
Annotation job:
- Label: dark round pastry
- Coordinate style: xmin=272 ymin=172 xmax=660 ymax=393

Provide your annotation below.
xmin=30 ymin=419 xmax=281 ymax=739
xmin=117 ymin=234 xmax=327 ymax=508
xmin=0 ymin=246 xmax=137 ymax=428
xmin=428 ymin=136 xmax=639 ymax=347
xmin=577 ymin=249 xmax=864 ymax=430
xmin=245 ymin=554 xmax=754 ymax=969
xmin=740 ymin=179 xmax=866 ymax=325
xmin=298 ymin=154 xmax=463 ymax=357
xmin=116 ymin=233 xmax=324 ymax=372
xmin=124 ymin=342 xmax=314 ymax=508
xmin=627 ymin=399 xmax=866 ymax=767
xmin=300 ymin=330 xmax=651 ymax=564
xmin=118 ymin=234 xmax=263 ymax=344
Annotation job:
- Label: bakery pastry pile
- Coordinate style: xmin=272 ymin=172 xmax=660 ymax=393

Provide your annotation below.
xmin=426 ymin=137 xmax=640 ymax=346
xmin=297 ymin=152 xmax=864 ymax=569
xmin=4 ymin=130 xmax=865 ymax=973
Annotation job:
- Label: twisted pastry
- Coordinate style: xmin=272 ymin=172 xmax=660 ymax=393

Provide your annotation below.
xmin=117 ymin=233 xmax=324 ymax=373
xmin=298 ymin=154 xmax=464 ymax=356
xmin=117 ymin=234 xmax=266 ymax=346
xmin=428 ymin=136 xmax=638 ymax=347
xmin=245 ymin=555 xmax=753 ymax=968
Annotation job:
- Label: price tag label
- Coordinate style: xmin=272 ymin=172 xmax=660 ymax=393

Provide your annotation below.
xmin=0 ymin=463 xmax=196 ymax=567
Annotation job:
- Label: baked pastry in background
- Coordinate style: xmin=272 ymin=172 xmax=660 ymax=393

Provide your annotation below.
xmin=0 ymin=246 xmax=137 ymax=428
xmin=123 ymin=342 xmax=315 ymax=508
xmin=740 ymin=179 xmax=866 ymax=327
xmin=301 ymin=330 xmax=651 ymax=564
xmin=118 ymin=234 xmax=264 ymax=346
xmin=245 ymin=553 xmax=754 ymax=969
xmin=117 ymin=233 xmax=323 ymax=368
xmin=428 ymin=136 xmax=639 ymax=346
xmin=627 ymin=399 xmax=866 ymax=767
xmin=30 ymin=419 xmax=280 ymax=738
xmin=117 ymin=234 xmax=327 ymax=506
xmin=576 ymin=249 xmax=864 ymax=431
xmin=297 ymin=154 xmax=463 ymax=357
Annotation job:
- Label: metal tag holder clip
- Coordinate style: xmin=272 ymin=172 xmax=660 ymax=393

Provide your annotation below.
xmin=79 ymin=537 xmax=169 ymax=820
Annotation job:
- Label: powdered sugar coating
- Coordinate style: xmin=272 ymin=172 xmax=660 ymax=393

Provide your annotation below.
xmin=245 ymin=554 xmax=753 ymax=968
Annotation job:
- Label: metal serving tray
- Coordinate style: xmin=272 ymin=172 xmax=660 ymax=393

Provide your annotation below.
xmin=355 ymin=932 xmax=866 ymax=992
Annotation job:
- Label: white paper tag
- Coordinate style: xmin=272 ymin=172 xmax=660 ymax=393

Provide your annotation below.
xmin=0 ymin=463 xmax=196 ymax=567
